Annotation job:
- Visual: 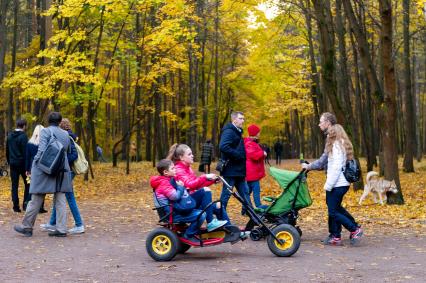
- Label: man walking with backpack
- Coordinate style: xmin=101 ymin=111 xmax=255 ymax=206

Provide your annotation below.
xmin=14 ymin=112 xmax=74 ymax=237
xmin=6 ymin=118 xmax=30 ymax=212
xmin=40 ymin=118 xmax=85 ymax=235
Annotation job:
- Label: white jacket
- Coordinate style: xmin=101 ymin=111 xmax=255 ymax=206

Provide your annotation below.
xmin=324 ymin=140 xmax=350 ymax=191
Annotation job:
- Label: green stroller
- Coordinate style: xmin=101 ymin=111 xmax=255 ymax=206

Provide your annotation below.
xmin=247 ymin=167 xmax=313 ymax=241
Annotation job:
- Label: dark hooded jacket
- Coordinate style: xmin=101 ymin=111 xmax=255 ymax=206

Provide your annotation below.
xmin=219 ymin=123 xmax=246 ymax=177
xmin=6 ymin=130 xmax=28 ymax=167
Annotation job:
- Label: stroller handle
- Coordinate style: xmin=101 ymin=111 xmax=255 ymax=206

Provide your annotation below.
xmin=217 ymin=176 xmax=233 ymax=192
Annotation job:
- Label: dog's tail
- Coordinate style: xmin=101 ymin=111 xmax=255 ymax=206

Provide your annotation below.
xmin=366 ymin=171 xmax=379 ymax=182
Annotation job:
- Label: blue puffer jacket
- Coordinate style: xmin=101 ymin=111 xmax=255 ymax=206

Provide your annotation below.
xmin=219 ymin=123 xmax=246 ymax=177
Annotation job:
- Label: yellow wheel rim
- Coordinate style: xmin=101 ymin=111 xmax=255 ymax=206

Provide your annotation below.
xmin=152 ymin=235 xmax=172 ymax=255
xmin=274 ymin=231 xmax=293 ymax=250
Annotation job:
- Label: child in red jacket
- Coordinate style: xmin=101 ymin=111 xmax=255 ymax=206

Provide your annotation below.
xmin=150 ymin=159 xmax=206 ymax=244
xmin=244 ymin=124 xmax=267 ymax=209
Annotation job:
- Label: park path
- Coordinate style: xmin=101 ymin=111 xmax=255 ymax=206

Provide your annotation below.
xmin=1 ymin=195 xmax=425 ymax=283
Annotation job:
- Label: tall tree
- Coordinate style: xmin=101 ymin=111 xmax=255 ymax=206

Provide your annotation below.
xmin=402 ymin=0 xmax=415 ymax=172
xmin=379 ymin=0 xmax=403 ymax=204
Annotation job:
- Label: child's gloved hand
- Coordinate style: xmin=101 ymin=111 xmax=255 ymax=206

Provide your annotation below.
xmin=205 ymin=173 xmax=217 ymax=180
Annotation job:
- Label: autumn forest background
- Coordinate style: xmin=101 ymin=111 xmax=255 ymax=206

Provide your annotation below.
xmin=1 ymin=0 xmax=426 ymax=206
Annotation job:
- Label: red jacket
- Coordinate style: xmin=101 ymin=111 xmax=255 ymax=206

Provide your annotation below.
xmin=244 ymin=137 xmax=266 ymax=181
xmin=150 ymin=175 xmax=182 ymax=201
xmin=174 ymin=161 xmax=215 ymax=193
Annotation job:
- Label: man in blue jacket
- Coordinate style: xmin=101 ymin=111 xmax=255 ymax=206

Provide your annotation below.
xmin=219 ymin=111 xmax=251 ymax=215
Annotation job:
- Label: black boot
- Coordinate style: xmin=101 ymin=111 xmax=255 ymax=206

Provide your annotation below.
xmin=39 ymin=207 xmax=48 ymax=214
xmin=48 ymin=230 xmax=67 ymax=237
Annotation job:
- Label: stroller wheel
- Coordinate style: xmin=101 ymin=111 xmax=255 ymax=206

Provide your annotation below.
xmin=249 ymin=228 xmax=263 ymax=241
xmin=267 ymin=224 xmax=301 ymax=257
xmin=146 ymin=227 xmax=179 ymax=261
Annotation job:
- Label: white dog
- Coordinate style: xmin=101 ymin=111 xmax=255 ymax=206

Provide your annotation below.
xmin=359 ymin=171 xmax=398 ymax=205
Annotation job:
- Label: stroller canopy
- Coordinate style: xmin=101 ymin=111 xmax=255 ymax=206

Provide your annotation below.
xmin=267 ymin=167 xmax=313 ymax=215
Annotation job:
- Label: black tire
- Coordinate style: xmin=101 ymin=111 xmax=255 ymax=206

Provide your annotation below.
xmin=267 ymin=224 xmax=301 ymax=257
xmin=178 ymin=243 xmax=191 ymax=254
xmin=249 ymin=228 xmax=263 ymax=241
xmin=146 ymin=227 xmax=180 ymax=261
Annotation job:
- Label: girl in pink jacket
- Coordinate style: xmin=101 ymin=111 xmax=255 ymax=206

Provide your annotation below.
xmin=167 ymin=144 xmax=228 ymax=231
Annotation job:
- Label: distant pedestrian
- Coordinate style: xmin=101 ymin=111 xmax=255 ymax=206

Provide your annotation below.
xmin=6 ymin=118 xmax=30 ymax=212
xmin=199 ymin=139 xmax=214 ymax=173
xmin=260 ymin=143 xmax=271 ymax=164
xmin=130 ymin=141 xmax=137 ymax=162
xmin=96 ymin=144 xmax=106 ymax=162
xmin=274 ymin=140 xmax=283 ymax=165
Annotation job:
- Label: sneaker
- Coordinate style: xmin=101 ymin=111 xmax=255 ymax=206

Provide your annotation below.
xmin=13 ymin=207 xmax=22 ymax=213
xmin=68 ymin=226 xmax=85 ymax=234
xmin=350 ymin=227 xmax=363 ymax=245
xmin=321 ymin=235 xmax=333 ymax=244
xmin=39 ymin=208 xmax=48 ymax=214
xmin=14 ymin=225 xmax=33 ymax=237
xmin=323 ymin=236 xmax=343 ymax=246
xmin=240 ymin=231 xmax=250 ymax=240
xmin=206 ymin=219 xmax=227 ymax=232
xmin=40 ymin=223 xmax=56 ymax=232
xmin=181 ymin=234 xmax=200 ymax=245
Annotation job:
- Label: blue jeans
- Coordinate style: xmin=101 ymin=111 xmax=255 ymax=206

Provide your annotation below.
xmin=247 ymin=180 xmax=267 ymax=209
xmin=173 ymin=209 xmax=206 ymax=237
xmin=326 ymin=186 xmax=357 ymax=237
xmin=190 ymin=188 xmax=230 ymax=224
xmin=50 ymin=173 xmax=83 ymax=227
xmin=220 ymin=177 xmax=252 ymax=215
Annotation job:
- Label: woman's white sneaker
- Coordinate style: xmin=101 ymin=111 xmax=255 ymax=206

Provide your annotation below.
xmin=68 ymin=226 xmax=85 ymax=234
xmin=40 ymin=223 xmax=56 ymax=231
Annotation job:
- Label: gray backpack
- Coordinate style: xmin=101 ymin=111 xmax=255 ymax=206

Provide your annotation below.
xmin=37 ymin=128 xmax=66 ymax=176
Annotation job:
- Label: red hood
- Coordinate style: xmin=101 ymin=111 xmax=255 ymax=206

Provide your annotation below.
xmin=150 ymin=175 xmax=172 ymax=190
xmin=244 ymin=137 xmax=258 ymax=144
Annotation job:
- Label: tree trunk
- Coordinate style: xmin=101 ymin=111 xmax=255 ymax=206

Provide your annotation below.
xmin=402 ymin=0 xmax=415 ymax=172
xmin=301 ymin=0 xmax=322 ymax=156
xmin=7 ymin=0 xmax=19 ymax=128
xmin=379 ymin=0 xmax=403 ymax=204
xmin=121 ymin=62 xmax=129 ymax=161
xmin=211 ymin=0 xmax=220 ymax=156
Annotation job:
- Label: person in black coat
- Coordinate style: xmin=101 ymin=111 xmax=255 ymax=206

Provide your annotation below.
xmin=274 ymin=140 xmax=283 ymax=165
xmin=218 ymin=111 xmax=252 ymax=215
xmin=199 ymin=139 xmax=214 ymax=173
xmin=6 ymin=119 xmax=30 ymax=212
